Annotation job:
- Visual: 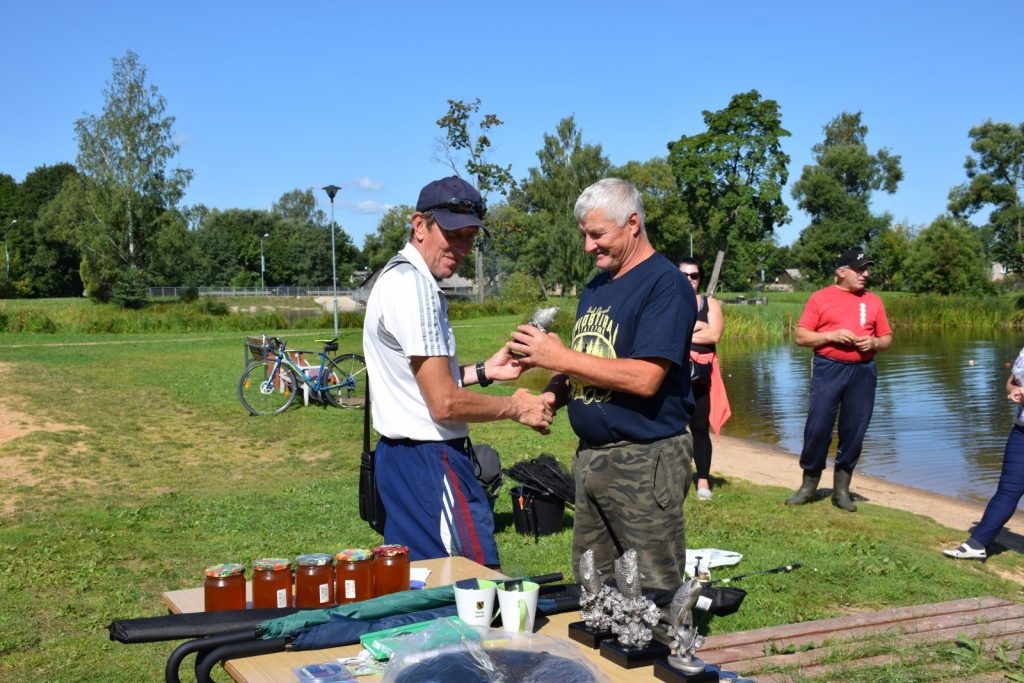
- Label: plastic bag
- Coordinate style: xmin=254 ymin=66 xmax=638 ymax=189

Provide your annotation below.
xmin=381 ymin=617 xmax=609 ymax=682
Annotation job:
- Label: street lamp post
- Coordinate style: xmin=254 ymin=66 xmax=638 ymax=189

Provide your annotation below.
xmin=322 ymin=185 xmax=341 ymax=337
xmin=688 ymin=223 xmax=694 ymax=257
xmin=260 ymin=233 xmax=269 ymax=290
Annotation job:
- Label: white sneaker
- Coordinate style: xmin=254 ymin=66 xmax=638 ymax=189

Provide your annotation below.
xmin=697 ymin=488 xmax=713 ymax=501
xmin=942 ymin=544 xmax=986 ymax=560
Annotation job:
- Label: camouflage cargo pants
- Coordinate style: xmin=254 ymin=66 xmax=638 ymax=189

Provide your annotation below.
xmin=571 ymin=431 xmax=692 ymax=590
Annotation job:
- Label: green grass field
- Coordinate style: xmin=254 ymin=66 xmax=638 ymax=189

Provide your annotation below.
xmin=2 ymin=303 xmax=1024 ymax=681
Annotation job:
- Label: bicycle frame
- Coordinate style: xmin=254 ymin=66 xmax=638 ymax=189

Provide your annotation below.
xmin=268 ymin=341 xmax=352 ymax=398
xmin=238 ymin=336 xmax=366 ymax=415
xmin=276 ymin=349 xmax=334 ymax=393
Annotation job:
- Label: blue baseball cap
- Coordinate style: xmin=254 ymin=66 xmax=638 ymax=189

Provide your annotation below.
xmin=416 ymin=176 xmax=488 ymax=232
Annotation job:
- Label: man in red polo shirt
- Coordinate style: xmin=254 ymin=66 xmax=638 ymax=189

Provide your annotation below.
xmin=785 ymin=248 xmax=893 ymax=512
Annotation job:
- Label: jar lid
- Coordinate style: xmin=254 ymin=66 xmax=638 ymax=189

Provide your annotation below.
xmin=205 ymin=563 xmax=245 ymax=578
xmin=373 ymin=544 xmax=409 ymax=558
xmin=296 ymin=552 xmax=334 ymax=567
xmin=254 ymin=558 xmax=292 ymax=571
xmin=335 ymin=548 xmax=372 ymax=562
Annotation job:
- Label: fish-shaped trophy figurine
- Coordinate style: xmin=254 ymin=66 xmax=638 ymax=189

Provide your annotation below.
xmin=578 ymin=549 xmax=615 ymax=632
xmin=609 ymin=549 xmax=662 ymax=649
xmin=665 ymin=577 xmax=708 ymax=674
xmin=511 ymin=306 xmax=560 ymax=359
xmin=528 ymin=305 xmax=559 ymax=333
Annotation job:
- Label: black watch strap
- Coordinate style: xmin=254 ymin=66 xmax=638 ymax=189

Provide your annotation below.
xmin=475 ymin=361 xmax=492 ymax=387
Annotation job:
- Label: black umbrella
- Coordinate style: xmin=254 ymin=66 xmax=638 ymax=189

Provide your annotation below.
xmin=504 ymin=454 xmax=575 ymax=503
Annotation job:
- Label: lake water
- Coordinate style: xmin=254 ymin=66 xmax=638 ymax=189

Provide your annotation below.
xmin=719 ymin=330 xmax=1024 ymax=507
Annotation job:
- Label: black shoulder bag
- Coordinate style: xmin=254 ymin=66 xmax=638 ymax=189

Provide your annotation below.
xmin=358 ymin=376 xmax=386 ymax=535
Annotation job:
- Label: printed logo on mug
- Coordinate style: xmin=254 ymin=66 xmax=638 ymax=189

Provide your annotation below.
xmin=453 ymin=578 xmax=497 ymax=627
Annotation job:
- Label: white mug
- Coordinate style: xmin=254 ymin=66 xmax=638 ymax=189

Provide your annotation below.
xmin=453 ymin=578 xmax=497 ymax=627
xmin=496 ymin=580 xmax=539 ymax=633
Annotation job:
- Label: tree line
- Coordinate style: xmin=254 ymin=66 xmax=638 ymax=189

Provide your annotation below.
xmin=1 ymin=50 xmax=1021 ymax=306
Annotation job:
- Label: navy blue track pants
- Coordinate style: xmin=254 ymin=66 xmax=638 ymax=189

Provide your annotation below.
xmin=798 ymin=354 xmax=877 ymax=474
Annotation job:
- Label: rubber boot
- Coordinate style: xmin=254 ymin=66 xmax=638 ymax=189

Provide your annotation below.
xmin=785 ymin=472 xmax=820 ymax=505
xmin=832 ymin=469 xmax=857 ymax=512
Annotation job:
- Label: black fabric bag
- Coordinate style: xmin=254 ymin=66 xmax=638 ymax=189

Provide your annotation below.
xmin=358 ymin=377 xmax=386 ymax=535
xmin=469 ymin=441 xmax=503 ymax=500
xmin=690 ymin=358 xmax=712 ymax=385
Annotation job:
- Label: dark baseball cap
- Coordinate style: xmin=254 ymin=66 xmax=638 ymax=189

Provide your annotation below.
xmin=836 ymin=248 xmax=874 ymax=269
xmin=415 ymin=176 xmax=488 ymax=232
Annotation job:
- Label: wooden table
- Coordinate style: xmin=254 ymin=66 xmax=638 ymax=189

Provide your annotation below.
xmin=162 ymin=556 xmax=662 ymax=682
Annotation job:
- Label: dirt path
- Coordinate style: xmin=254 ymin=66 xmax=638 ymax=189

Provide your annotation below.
xmin=712 ymin=434 xmax=1024 ymax=547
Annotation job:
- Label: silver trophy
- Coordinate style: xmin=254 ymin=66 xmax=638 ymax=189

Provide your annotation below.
xmin=511 ymin=306 xmax=559 ymax=359
xmin=528 ymin=306 xmax=559 ymax=332
xmin=578 ymin=549 xmax=615 ymax=632
xmin=609 ymin=549 xmax=662 ymax=649
xmin=665 ymin=577 xmax=708 ymax=674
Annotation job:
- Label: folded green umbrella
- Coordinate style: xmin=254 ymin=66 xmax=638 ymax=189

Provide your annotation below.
xmin=259 ymin=573 xmax=563 ymax=639
xmin=259 ymin=584 xmax=456 ymax=639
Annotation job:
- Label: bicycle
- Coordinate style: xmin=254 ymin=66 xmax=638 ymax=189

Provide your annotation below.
xmin=237 ymin=336 xmax=367 ymax=416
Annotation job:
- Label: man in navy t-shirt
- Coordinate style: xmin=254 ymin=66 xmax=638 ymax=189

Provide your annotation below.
xmin=511 ymin=178 xmax=696 ymax=589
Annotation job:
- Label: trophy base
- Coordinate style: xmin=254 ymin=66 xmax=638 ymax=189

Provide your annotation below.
xmin=567 ymin=621 xmax=616 ymax=649
xmin=654 ymin=658 xmax=720 ymax=682
xmin=599 ymin=638 xmax=671 ymax=669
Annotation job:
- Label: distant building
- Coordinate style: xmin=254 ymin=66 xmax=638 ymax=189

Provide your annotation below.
xmin=764 ymin=269 xmax=803 ymax=292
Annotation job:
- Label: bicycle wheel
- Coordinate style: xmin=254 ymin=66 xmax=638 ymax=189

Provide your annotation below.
xmin=321 ymin=354 xmax=367 ymax=409
xmin=238 ymin=360 xmax=300 ymax=415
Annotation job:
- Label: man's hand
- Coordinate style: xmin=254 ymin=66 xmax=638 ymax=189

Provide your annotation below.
xmin=482 ymin=343 xmax=526 ymax=382
xmin=851 ymin=335 xmax=877 ymax=352
xmin=825 ymin=328 xmax=859 ymax=346
xmin=510 ymin=388 xmax=554 ymax=433
xmin=509 ymin=325 xmax=566 ymax=371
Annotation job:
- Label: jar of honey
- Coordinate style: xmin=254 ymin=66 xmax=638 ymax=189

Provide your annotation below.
xmin=252 ymin=558 xmax=292 ymax=609
xmin=372 ymin=544 xmax=410 ymax=597
xmin=334 ymin=549 xmax=373 ymax=604
xmin=295 ymin=553 xmax=334 ymax=608
xmin=204 ymin=563 xmax=246 ymax=612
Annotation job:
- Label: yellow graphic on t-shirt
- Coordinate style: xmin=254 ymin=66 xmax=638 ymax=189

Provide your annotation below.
xmin=569 ymin=306 xmax=619 ymax=404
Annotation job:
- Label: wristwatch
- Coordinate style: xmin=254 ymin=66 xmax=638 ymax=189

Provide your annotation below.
xmin=475 ymin=361 xmax=492 ymax=387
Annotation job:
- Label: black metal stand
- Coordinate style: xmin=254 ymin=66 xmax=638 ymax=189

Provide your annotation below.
xmin=567 ymin=621 xmax=616 ymax=648
xmin=599 ymin=638 xmax=671 ymax=669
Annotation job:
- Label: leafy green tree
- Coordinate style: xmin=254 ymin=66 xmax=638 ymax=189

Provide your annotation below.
xmin=903 ymin=215 xmax=992 ymax=295
xmin=70 ymin=50 xmax=193 ymax=302
xmin=867 ymin=221 xmax=915 ymax=291
xmin=790 ymin=111 xmax=903 ymax=285
xmin=16 ymin=164 xmax=82 ymax=297
xmin=272 ymin=188 xmax=327 ymax=225
xmin=667 ymin=90 xmax=791 ymax=296
xmin=506 ymin=116 xmax=611 ymax=292
xmin=500 ymin=270 xmax=545 ymax=304
xmin=0 ymin=173 xmax=16 ymax=222
xmin=361 ymin=205 xmax=415 ymax=272
xmin=435 ymin=98 xmax=517 ymax=197
xmin=614 ymin=157 xmax=693 ymax=262
xmin=0 ymin=174 xmax=17 ymax=296
xmin=194 ymin=209 xmax=276 ymax=286
xmin=148 ymin=213 xmax=202 ymax=287
xmin=947 ymin=120 xmax=1024 ymax=274
xmin=435 ymin=98 xmax=517 ymax=301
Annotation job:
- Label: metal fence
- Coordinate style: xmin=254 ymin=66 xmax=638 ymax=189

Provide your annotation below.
xmin=148 ymin=286 xmax=361 ymax=298
xmin=148 ymin=285 xmax=484 ymax=301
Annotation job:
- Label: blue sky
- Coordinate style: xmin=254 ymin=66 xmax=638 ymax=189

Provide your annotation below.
xmin=3 ymin=1 xmax=1021 ymax=250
